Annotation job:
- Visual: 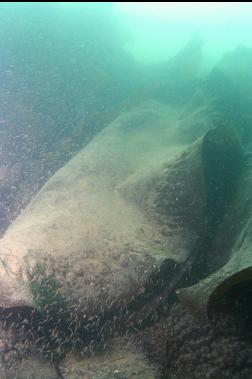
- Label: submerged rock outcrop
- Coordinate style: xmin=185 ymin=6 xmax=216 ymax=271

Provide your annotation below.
xmin=0 ymin=97 xmax=250 ymax=377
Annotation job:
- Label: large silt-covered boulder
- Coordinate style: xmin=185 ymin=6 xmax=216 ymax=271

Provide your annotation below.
xmin=0 ymin=100 xmax=245 ymax=378
xmin=0 ymin=101 xmax=210 ymax=328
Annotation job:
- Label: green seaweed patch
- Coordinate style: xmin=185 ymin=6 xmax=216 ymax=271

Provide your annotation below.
xmin=26 ymin=261 xmax=85 ymax=358
xmin=28 ymin=261 xmax=65 ymax=315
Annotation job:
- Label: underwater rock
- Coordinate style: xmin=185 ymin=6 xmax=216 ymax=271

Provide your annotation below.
xmin=59 ymin=337 xmax=158 ymax=379
xmin=0 ymin=100 xmax=245 ymax=377
xmin=0 ymin=324 xmax=157 ymax=379
xmin=177 ymin=148 xmax=252 ymax=320
xmin=0 ymin=322 xmax=58 ymax=379
xmin=1 ymin=359 xmax=58 ymax=379
xmin=160 ymin=302 xmax=252 ymax=379
xmin=0 ymin=101 xmax=212 ymax=326
xmin=203 ymin=67 xmax=242 ymax=134
xmin=217 ymin=46 xmax=252 ymax=144
xmin=129 ymin=37 xmax=204 ymax=109
xmin=203 ymin=45 xmax=252 ymax=145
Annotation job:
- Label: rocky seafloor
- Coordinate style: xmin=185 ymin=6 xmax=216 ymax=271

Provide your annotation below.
xmin=136 ymin=302 xmax=252 ymax=379
xmin=0 ymin=300 xmax=251 ymax=379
